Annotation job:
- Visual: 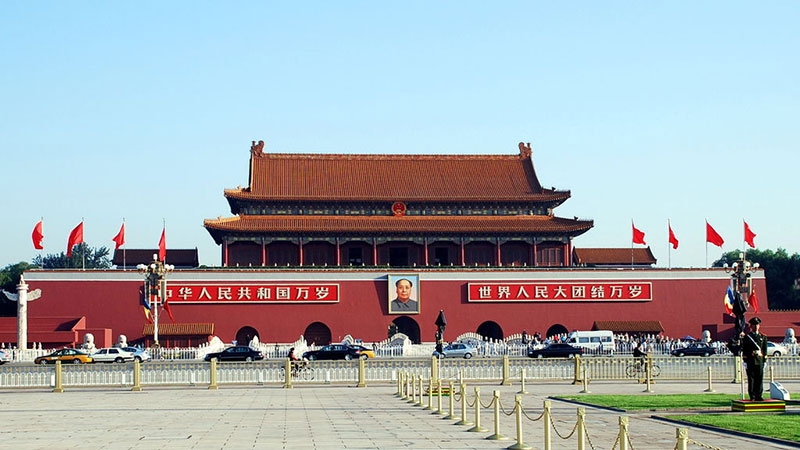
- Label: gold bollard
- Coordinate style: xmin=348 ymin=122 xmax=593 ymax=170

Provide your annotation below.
xmin=357 ymin=355 xmax=366 ymax=388
xmin=486 ymin=390 xmax=507 ymax=440
xmin=769 ymin=365 xmax=775 ymax=384
xmin=434 ymin=379 xmax=445 ymax=415
xmin=445 ymin=380 xmax=456 ymax=420
xmin=507 ymin=394 xmax=531 ymax=450
xmin=208 ymin=358 xmax=219 ymax=390
xmin=704 ymin=366 xmax=715 ymax=392
xmin=423 ymin=378 xmax=433 ymax=410
xmin=543 ymin=399 xmax=552 ymax=449
xmin=643 ymin=356 xmax=653 ymax=393
xmin=431 ymin=355 xmax=439 ymax=383
xmin=518 ymin=368 xmax=528 ymax=394
xmin=577 ymin=407 xmax=586 ymax=450
xmin=456 ymin=382 xmax=472 ymax=426
xmin=676 ymin=427 xmax=688 ymax=450
xmin=415 ymin=375 xmax=423 ymax=406
xmin=501 ymin=354 xmax=511 ymax=386
xmin=468 ymin=386 xmax=487 ymax=432
xmin=580 ymin=366 xmax=591 ymax=393
xmin=283 ymin=358 xmax=293 ymax=389
xmin=397 ymin=371 xmax=403 ymax=397
xmin=52 ymin=360 xmax=64 ymax=393
xmin=131 ymin=359 xmax=142 ymax=392
xmin=618 ymin=416 xmax=629 ymax=450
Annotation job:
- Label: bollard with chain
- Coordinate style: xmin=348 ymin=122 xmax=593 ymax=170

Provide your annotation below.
xmin=543 ymin=399 xmax=552 ymax=450
xmin=357 ymin=355 xmax=366 ymax=388
xmin=468 ymin=386 xmax=487 ymax=432
xmin=434 ymin=379 xmax=445 ymax=415
xmin=445 ymin=380 xmax=456 ymax=420
xmin=580 ymin=366 xmax=591 ymax=393
xmin=415 ymin=375 xmax=423 ymax=406
xmin=577 ymin=407 xmax=586 ymax=450
xmin=501 ymin=354 xmax=510 ymax=386
xmin=424 ymin=378 xmax=434 ymax=410
xmin=507 ymin=394 xmax=532 ymax=450
xmin=676 ymin=427 xmax=688 ymax=450
xmin=456 ymin=382 xmax=472 ymax=426
xmin=618 ymin=416 xmax=629 ymax=450
xmin=283 ymin=358 xmax=293 ymax=389
xmin=486 ymin=390 xmax=507 ymax=440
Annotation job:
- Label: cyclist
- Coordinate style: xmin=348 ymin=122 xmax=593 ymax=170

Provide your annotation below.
xmin=288 ymin=347 xmax=308 ymax=376
xmin=632 ymin=341 xmax=646 ymax=369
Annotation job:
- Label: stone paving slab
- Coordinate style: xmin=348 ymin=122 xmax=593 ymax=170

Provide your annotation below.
xmin=0 ymin=380 xmax=797 ymax=449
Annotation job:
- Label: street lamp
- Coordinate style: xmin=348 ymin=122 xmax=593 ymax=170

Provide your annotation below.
xmin=723 ymin=252 xmax=760 ymax=343
xmin=137 ymin=254 xmax=174 ymax=347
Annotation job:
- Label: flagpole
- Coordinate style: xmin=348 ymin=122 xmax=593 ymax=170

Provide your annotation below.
xmin=122 ymin=218 xmax=126 ymax=271
xmin=667 ymin=219 xmax=671 ymax=270
xmin=81 ymin=218 xmax=86 ymax=271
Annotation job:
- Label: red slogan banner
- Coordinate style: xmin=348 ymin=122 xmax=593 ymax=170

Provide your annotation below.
xmin=468 ymin=282 xmax=652 ymax=302
xmin=164 ymin=283 xmax=340 ymax=303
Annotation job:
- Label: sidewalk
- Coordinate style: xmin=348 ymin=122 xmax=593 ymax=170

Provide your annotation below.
xmin=0 ymin=380 xmax=797 ymax=449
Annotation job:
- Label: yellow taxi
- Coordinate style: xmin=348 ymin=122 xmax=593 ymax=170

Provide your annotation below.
xmin=34 ymin=348 xmax=94 ymax=365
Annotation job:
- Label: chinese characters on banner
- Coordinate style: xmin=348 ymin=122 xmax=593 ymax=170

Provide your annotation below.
xmin=165 ymin=283 xmax=340 ymax=303
xmin=467 ymin=282 xmax=652 ymax=302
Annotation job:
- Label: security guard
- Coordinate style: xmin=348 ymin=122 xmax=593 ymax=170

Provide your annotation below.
xmin=741 ymin=316 xmax=768 ymax=401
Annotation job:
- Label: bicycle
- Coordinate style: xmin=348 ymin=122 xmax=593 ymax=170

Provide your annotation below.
xmin=291 ymin=363 xmax=315 ymax=381
xmin=625 ymin=359 xmax=661 ymax=379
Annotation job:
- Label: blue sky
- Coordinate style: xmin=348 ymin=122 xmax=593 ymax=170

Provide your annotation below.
xmin=2 ymin=2 xmax=798 ymax=269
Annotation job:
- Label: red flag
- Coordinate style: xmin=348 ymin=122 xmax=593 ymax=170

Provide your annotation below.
xmin=668 ymin=223 xmax=679 ymax=249
xmin=67 ymin=221 xmax=84 ymax=258
xmin=705 ymin=221 xmax=724 ymax=247
xmin=32 ymin=220 xmax=44 ymax=250
xmin=158 ymin=227 xmax=167 ymax=262
xmin=749 ymin=289 xmax=760 ymax=314
xmin=632 ymin=222 xmax=646 ymax=245
xmin=112 ymin=222 xmax=126 ymax=250
xmin=744 ymin=221 xmax=757 ymax=248
xmin=163 ymin=299 xmax=175 ymax=322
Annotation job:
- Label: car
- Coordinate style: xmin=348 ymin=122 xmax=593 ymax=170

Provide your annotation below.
xmin=670 ymin=342 xmax=716 ymax=357
xmin=303 ymin=344 xmax=365 ymax=361
xmin=122 ymin=346 xmax=152 ymax=362
xmin=767 ymin=342 xmax=789 ymax=357
xmin=527 ymin=343 xmax=583 ymax=359
xmin=204 ymin=346 xmax=264 ymax=362
xmin=0 ymin=349 xmax=10 ymax=365
xmin=433 ymin=343 xmax=478 ymax=359
xmin=34 ymin=348 xmax=94 ymax=365
xmin=348 ymin=344 xmax=376 ymax=359
xmin=91 ymin=347 xmax=135 ymax=363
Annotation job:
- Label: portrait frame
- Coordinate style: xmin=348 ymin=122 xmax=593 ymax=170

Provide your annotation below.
xmin=388 ymin=274 xmax=420 ymax=315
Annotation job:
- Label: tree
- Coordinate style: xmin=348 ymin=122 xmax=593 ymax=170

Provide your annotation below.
xmin=31 ymin=243 xmax=113 ymax=269
xmin=713 ymin=248 xmax=800 ymax=310
xmin=0 ymin=262 xmax=36 ymax=316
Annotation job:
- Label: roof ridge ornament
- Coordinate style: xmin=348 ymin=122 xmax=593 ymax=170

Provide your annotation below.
xmin=251 ymin=140 xmax=265 ymax=156
xmin=518 ymin=142 xmax=532 ymax=159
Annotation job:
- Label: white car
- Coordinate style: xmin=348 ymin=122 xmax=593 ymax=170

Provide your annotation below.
xmin=767 ymin=342 xmax=789 ymax=357
xmin=92 ymin=347 xmax=135 ymax=363
xmin=0 ymin=349 xmax=10 ymax=365
xmin=122 ymin=347 xmax=152 ymax=362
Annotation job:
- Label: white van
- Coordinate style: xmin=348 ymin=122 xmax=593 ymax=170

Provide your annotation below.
xmin=566 ymin=330 xmax=615 ymax=355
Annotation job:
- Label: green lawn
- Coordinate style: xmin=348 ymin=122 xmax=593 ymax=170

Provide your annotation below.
xmin=556 ymin=393 xmax=740 ymax=410
xmin=555 ymin=393 xmax=800 ymax=442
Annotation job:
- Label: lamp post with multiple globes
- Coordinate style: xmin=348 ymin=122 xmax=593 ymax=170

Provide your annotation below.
xmin=137 ymin=254 xmax=174 ymax=347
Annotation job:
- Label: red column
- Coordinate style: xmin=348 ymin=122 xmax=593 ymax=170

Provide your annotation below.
xmin=261 ymin=238 xmax=266 ymax=266
xmin=496 ymin=238 xmax=502 ymax=266
xmin=336 ymin=238 xmax=341 ymax=266
xmin=531 ymin=241 xmax=537 ymax=267
xmin=223 ymin=240 xmax=229 ymax=267
xmin=424 ymin=238 xmax=429 ymax=266
xmin=460 ymin=238 xmax=466 ymax=266
xmin=299 ymin=239 xmax=304 ymax=266
xmin=373 ymin=238 xmax=378 ymax=265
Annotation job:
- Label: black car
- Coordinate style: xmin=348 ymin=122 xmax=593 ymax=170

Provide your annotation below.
xmin=303 ymin=344 xmax=365 ymax=361
xmin=527 ymin=343 xmax=583 ymax=359
xmin=204 ymin=346 xmax=264 ymax=362
xmin=670 ymin=342 xmax=716 ymax=357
